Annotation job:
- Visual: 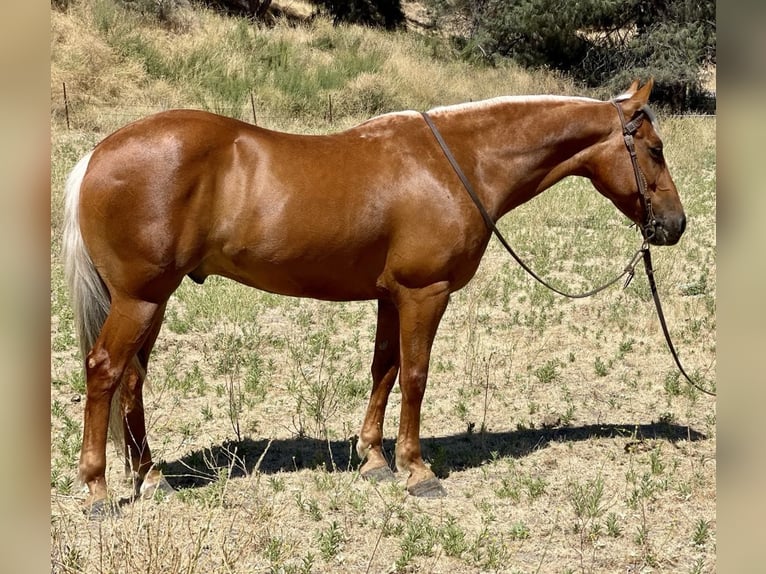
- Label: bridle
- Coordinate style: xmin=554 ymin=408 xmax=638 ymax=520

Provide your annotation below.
xmin=421 ymin=104 xmax=716 ymax=397
xmin=611 ymin=100 xmax=657 ymax=242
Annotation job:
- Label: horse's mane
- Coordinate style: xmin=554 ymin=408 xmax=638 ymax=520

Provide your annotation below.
xmin=427 ymin=94 xmax=600 ymax=116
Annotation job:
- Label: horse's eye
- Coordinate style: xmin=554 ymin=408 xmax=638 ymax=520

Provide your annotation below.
xmin=648 ymin=146 xmax=664 ymax=160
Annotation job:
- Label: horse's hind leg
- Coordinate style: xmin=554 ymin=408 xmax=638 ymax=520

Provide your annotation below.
xmin=357 ymin=298 xmax=400 ymax=481
xmin=119 ymin=303 xmax=174 ymax=500
xmin=79 ymin=296 xmax=161 ymax=514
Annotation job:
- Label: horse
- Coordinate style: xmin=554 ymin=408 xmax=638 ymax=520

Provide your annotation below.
xmin=62 ymin=78 xmax=685 ymax=514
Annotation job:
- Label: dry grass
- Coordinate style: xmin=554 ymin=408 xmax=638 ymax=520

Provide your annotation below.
xmin=50 ymin=2 xmax=716 ymax=573
xmin=51 ymin=0 xmax=580 ymax=133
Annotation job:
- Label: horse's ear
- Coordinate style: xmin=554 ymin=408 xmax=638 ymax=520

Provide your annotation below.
xmin=634 ymin=77 xmax=654 ymax=103
xmin=620 ymin=78 xmax=654 ymax=117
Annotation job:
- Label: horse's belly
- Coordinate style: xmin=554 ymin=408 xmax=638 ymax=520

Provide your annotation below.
xmin=198 ymin=246 xmax=385 ymax=302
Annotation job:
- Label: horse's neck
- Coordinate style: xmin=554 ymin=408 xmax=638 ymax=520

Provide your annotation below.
xmin=437 ymin=99 xmax=612 ymax=219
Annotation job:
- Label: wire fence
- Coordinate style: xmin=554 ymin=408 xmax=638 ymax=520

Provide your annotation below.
xmin=53 ymin=81 xmax=379 ymax=132
xmin=52 ymin=81 xmax=716 ymax=133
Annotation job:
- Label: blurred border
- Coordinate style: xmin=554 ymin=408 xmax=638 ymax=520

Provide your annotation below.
xmin=0 ymin=3 xmax=50 ymax=574
xmin=5 ymin=2 xmax=756 ymax=572
xmin=717 ymin=1 xmax=766 ymax=572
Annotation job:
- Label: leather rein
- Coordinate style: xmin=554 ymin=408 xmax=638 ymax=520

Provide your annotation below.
xmin=421 ymin=105 xmax=715 ymax=397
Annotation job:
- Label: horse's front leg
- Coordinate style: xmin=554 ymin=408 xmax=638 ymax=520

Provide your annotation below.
xmin=357 ymin=299 xmax=400 ymax=481
xmin=394 ymin=283 xmax=450 ymax=497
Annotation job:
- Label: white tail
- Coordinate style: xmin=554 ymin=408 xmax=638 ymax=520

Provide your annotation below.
xmin=62 ymin=152 xmax=126 ymax=452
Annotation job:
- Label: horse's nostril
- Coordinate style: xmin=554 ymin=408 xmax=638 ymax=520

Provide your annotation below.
xmin=679 ymin=213 xmax=687 ymax=235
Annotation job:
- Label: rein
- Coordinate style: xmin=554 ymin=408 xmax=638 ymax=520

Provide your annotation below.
xmin=421 ymin=108 xmax=716 ymax=397
xmin=640 ymin=246 xmax=715 ymax=396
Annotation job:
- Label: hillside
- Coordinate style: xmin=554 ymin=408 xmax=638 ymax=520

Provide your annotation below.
xmin=50 ymin=0 xmax=582 ymax=135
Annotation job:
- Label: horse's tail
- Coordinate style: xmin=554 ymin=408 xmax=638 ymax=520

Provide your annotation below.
xmin=62 ymin=151 xmax=125 ymax=453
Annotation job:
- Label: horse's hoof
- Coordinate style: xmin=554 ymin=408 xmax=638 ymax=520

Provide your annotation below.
xmin=407 ymin=477 xmax=447 ymax=498
xmin=361 ymin=465 xmax=397 ymax=483
xmin=84 ymin=499 xmax=122 ymax=520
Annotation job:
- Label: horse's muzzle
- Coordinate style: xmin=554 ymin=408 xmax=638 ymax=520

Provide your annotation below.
xmin=648 ymin=213 xmax=686 ymax=246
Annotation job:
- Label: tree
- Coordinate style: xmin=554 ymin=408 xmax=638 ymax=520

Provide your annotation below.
xmin=427 ymin=0 xmax=716 ymax=111
xmin=309 ymin=0 xmax=405 ymax=29
xmin=199 ymin=0 xmax=273 ymax=18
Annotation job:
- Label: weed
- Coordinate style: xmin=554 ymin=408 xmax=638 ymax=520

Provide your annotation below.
xmin=468 ymin=526 xmax=509 ymax=570
xmin=474 ymin=498 xmax=497 ymax=525
xmin=395 ymin=514 xmax=437 ymax=570
xmin=440 ymin=516 xmax=468 ymax=558
xmin=606 ymin=512 xmax=622 ymax=537
xmin=692 ymin=518 xmax=711 ymax=546
xmin=634 ymin=523 xmax=649 ymax=546
xmin=201 ymin=404 xmax=214 ymax=422
xmin=617 ymin=337 xmax=635 ymax=358
xmin=594 ymin=356 xmax=609 ymax=377
xmin=524 ymin=475 xmax=547 ymax=500
xmin=317 ymin=521 xmax=344 ymax=561
xmin=51 ymin=469 xmax=75 ymax=494
xmin=454 ymin=399 xmax=469 ymax=420
xmin=299 ymin=553 xmax=316 ymax=574
xmin=286 ymin=330 xmax=355 ymax=440
xmin=570 ymin=476 xmax=606 ymax=520
xmin=508 ymin=521 xmax=530 ymax=540
xmin=165 ymin=307 xmax=190 ymax=334
xmin=265 ymin=536 xmax=287 ymax=572
xmin=561 ymin=402 xmax=577 ymax=426
xmin=690 ymin=557 xmax=706 ymax=574
xmin=658 ymin=411 xmax=677 ymax=424
xmin=568 ymin=473 xmax=609 ymax=573
xmin=664 ymin=370 xmax=682 ymax=397
xmin=534 ymin=359 xmax=559 ymax=384
xmin=268 ymin=476 xmax=285 ymax=493
xmin=429 ymin=444 xmax=449 ymax=479
xmin=295 ymin=492 xmax=323 ymax=521
xmin=681 ymin=268 xmax=709 ymax=296
xmin=495 ymin=477 xmax=521 ymax=502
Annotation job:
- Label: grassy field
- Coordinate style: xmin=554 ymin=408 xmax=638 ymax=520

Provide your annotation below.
xmin=50 ymin=2 xmax=716 ymax=572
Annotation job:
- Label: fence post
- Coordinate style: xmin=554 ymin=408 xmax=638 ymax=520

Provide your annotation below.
xmin=63 ymin=82 xmax=71 ymax=130
xmin=327 ymin=94 xmax=333 ymax=124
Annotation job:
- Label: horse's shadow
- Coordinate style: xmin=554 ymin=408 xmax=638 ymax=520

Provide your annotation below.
xmin=160 ymin=421 xmax=707 ymax=489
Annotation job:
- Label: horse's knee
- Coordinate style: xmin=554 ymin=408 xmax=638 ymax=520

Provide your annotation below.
xmin=400 ymin=367 xmax=428 ymax=396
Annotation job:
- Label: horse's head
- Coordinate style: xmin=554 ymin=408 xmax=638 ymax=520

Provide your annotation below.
xmin=589 ymin=79 xmax=686 ymax=246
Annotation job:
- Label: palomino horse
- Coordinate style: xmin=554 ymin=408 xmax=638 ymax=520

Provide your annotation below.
xmin=62 ymin=79 xmax=685 ymax=513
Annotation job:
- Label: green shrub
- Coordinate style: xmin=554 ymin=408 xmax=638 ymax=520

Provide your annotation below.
xmin=310 ymin=0 xmax=405 ymax=29
xmin=426 ymin=0 xmax=716 ymax=111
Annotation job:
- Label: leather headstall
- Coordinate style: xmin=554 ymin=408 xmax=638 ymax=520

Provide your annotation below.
xmin=611 ymin=101 xmax=657 ymax=242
